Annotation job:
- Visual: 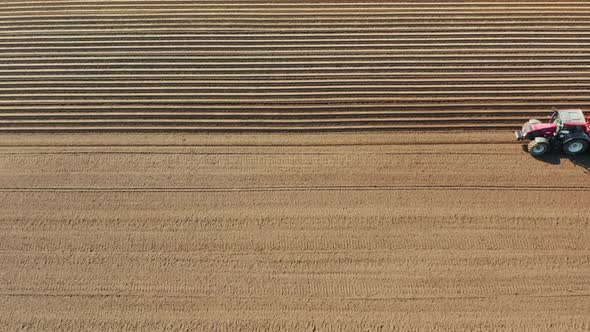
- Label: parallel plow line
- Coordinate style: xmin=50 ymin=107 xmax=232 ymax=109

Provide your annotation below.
xmin=1 ymin=1 xmax=589 ymax=132
xmin=1 ymin=185 xmax=589 ymax=192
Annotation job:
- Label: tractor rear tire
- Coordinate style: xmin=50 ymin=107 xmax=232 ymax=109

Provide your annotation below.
xmin=563 ymin=139 xmax=589 ymax=155
xmin=528 ymin=140 xmax=549 ymax=157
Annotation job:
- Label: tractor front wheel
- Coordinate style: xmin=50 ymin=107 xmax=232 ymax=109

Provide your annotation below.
xmin=528 ymin=140 xmax=549 ymax=157
xmin=563 ymin=139 xmax=589 ymax=155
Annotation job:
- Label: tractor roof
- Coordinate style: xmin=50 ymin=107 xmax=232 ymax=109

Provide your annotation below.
xmin=558 ymin=109 xmax=586 ymax=125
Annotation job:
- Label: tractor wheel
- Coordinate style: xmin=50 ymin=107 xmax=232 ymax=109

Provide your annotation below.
xmin=563 ymin=139 xmax=589 ymax=155
xmin=528 ymin=140 xmax=549 ymax=157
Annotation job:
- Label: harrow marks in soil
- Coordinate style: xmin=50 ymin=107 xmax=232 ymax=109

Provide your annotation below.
xmin=1 ymin=131 xmax=590 ymax=330
xmin=1 ymin=1 xmax=590 ymax=131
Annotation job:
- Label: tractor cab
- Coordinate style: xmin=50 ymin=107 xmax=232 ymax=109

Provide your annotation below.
xmin=550 ymin=109 xmax=588 ymax=134
xmin=515 ymin=108 xmax=590 ymax=157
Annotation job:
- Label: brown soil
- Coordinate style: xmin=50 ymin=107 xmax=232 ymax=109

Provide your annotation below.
xmin=0 ymin=132 xmax=589 ymax=330
xmin=2 ymin=1 xmax=590 ymax=330
xmin=2 ymin=1 xmax=590 ymax=132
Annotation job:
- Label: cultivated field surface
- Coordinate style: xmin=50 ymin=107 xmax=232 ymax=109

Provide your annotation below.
xmin=0 ymin=132 xmax=589 ymax=330
xmin=1 ymin=0 xmax=590 ymax=131
xmin=2 ymin=0 xmax=590 ymax=330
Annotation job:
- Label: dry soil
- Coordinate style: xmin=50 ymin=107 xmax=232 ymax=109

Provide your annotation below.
xmin=0 ymin=132 xmax=589 ymax=330
xmin=2 ymin=1 xmax=590 ymax=131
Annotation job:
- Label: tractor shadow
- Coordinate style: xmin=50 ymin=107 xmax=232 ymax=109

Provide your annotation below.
xmin=521 ymin=144 xmax=590 ymax=173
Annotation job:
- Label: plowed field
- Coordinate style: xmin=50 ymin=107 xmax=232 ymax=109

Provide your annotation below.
xmin=1 ymin=132 xmax=589 ymax=330
xmin=1 ymin=1 xmax=590 ymax=131
xmin=2 ymin=1 xmax=590 ymax=330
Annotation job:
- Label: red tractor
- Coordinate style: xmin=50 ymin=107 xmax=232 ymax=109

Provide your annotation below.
xmin=515 ymin=109 xmax=590 ymax=157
